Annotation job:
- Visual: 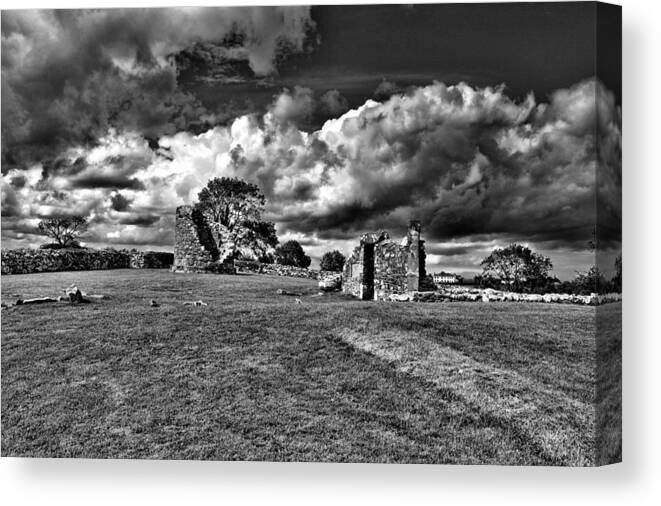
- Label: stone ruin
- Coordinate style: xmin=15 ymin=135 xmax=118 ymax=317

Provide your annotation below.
xmin=172 ymin=205 xmax=235 ymax=273
xmin=342 ymin=221 xmax=426 ymax=300
xmin=173 ymin=204 xmax=427 ymax=298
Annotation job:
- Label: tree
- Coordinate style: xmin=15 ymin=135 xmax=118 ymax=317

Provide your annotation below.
xmin=37 ymin=216 xmax=87 ymax=248
xmin=196 ymin=177 xmax=278 ymax=261
xmin=480 ymin=244 xmax=553 ymax=291
xmin=612 ymin=254 xmax=622 ymax=292
xmin=319 ymin=250 xmax=346 ymax=272
xmin=572 ymin=265 xmax=609 ymax=295
xmin=275 ymin=240 xmax=311 ymax=268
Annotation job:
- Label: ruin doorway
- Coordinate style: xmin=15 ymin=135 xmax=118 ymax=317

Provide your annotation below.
xmin=361 ymin=243 xmax=375 ymax=300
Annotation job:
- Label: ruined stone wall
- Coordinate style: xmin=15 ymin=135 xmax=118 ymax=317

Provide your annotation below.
xmin=342 ymin=244 xmax=366 ymax=298
xmin=129 ymin=251 xmax=174 ymax=269
xmin=172 ymin=205 xmax=218 ymax=273
xmin=234 ymin=260 xmax=320 ymax=280
xmin=342 ymin=221 xmax=426 ymax=300
xmin=373 ymin=242 xmax=410 ymax=299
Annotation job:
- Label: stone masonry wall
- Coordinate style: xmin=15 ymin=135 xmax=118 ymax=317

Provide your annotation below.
xmin=129 ymin=251 xmax=174 ymax=269
xmin=234 ymin=260 xmax=321 ymax=280
xmin=343 ymin=221 xmax=425 ymax=300
xmin=373 ymin=241 xmax=410 ymax=299
xmin=1 ymin=248 xmax=173 ymax=275
xmin=172 ymin=205 xmax=218 ymax=273
xmin=342 ymin=244 xmax=365 ymax=299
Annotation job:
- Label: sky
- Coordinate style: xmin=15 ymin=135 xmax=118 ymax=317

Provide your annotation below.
xmin=1 ymin=3 xmax=622 ymax=279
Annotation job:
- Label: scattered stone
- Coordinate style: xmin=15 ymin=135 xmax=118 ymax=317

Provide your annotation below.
xmin=18 ymin=297 xmax=58 ymax=305
xmin=395 ymin=288 xmax=621 ymax=306
xmin=183 ymin=300 xmax=207 ymax=307
xmin=64 ymin=284 xmax=86 ymax=304
xmin=318 ymin=273 xmax=342 ymax=292
xmin=276 ymin=289 xmax=301 ymax=296
xmin=388 ymin=293 xmax=412 ymax=302
xmin=294 ymin=298 xmax=302 ymax=304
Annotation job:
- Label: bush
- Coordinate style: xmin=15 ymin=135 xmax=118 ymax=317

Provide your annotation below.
xmin=275 ymin=240 xmax=311 ymax=268
xmin=258 ymin=253 xmax=275 ymax=264
xmin=319 ymin=250 xmax=346 ymax=271
xmin=39 ymin=241 xmax=82 ymax=250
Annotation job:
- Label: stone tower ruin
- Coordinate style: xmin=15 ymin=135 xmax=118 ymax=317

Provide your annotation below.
xmin=342 ymin=220 xmax=426 ymax=300
xmin=172 ymin=205 xmax=236 ymax=273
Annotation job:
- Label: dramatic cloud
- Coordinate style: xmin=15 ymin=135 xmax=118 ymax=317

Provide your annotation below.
xmin=319 ymin=89 xmax=349 ymax=117
xmin=1 ymin=78 xmax=621 ymax=278
xmin=373 ymin=79 xmax=403 ymax=101
xmin=1 ymin=7 xmax=315 ymax=168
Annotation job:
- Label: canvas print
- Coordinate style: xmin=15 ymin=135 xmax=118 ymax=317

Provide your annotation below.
xmin=1 ymin=2 xmax=621 ymax=465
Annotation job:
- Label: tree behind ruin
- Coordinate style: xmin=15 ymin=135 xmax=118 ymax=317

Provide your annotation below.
xmin=196 ymin=177 xmax=278 ymax=262
xmin=320 ymin=250 xmax=346 ymax=271
xmin=275 ymin=240 xmax=311 ymax=268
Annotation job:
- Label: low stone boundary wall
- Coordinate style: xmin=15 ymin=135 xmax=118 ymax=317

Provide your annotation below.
xmin=129 ymin=251 xmax=174 ymax=269
xmin=388 ymin=287 xmax=621 ymax=306
xmin=1 ymin=248 xmax=173 ymax=275
xmin=234 ymin=260 xmax=324 ymax=280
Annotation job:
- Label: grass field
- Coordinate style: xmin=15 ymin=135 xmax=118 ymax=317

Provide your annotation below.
xmin=1 ymin=269 xmax=620 ymax=465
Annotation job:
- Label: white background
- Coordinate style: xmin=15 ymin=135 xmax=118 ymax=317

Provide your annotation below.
xmin=1 ymin=0 xmax=659 ymax=504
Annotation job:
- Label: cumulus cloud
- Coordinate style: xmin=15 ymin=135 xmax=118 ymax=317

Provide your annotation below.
xmin=1 ymin=7 xmax=315 ymax=168
xmin=319 ymin=89 xmax=349 ymax=117
xmin=373 ymin=79 xmax=403 ymax=101
xmin=267 ymin=85 xmax=316 ymax=127
xmin=1 ymin=78 xmax=621 ymax=278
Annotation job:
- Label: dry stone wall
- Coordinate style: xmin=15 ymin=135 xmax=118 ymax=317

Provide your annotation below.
xmin=234 ymin=260 xmax=321 ymax=280
xmin=129 ymin=251 xmax=175 ymax=269
xmin=388 ymin=287 xmax=622 ymax=306
xmin=1 ymin=248 xmax=173 ymax=275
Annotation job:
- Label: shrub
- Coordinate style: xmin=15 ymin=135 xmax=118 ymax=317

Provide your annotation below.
xmin=319 ymin=250 xmax=346 ymax=271
xmin=39 ymin=241 xmax=82 ymax=250
xmin=275 ymin=240 xmax=311 ymax=268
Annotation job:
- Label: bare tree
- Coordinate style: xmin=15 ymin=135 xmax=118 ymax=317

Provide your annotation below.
xmin=37 ymin=216 xmax=88 ymax=248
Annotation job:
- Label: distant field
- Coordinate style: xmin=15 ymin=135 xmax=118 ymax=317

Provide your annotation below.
xmin=1 ymin=269 xmax=620 ymax=465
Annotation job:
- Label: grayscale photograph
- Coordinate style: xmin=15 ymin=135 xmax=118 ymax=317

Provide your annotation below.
xmin=1 ymin=2 xmax=622 ymax=466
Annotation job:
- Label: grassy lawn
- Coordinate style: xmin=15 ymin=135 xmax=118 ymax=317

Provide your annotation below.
xmin=1 ymin=269 xmax=619 ymax=465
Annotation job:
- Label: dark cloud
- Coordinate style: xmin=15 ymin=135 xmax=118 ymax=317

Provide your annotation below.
xmin=1 ymin=185 xmax=20 ymax=217
xmin=426 ymin=245 xmax=473 ymax=257
xmin=70 ymin=175 xmax=145 ymax=191
xmin=9 ymin=173 xmax=26 ymax=189
xmin=1 ymin=7 xmax=315 ymax=169
xmin=373 ymin=79 xmax=402 ymax=101
xmin=118 ymin=214 xmax=161 ymax=227
xmin=110 ymin=193 xmax=131 ymax=212
xmin=319 ymin=89 xmax=349 ymax=116
xmin=1 ymin=67 xmax=620 ymax=279
xmin=0 ymin=217 xmax=39 ymax=236
xmin=212 ymin=78 xmax=620 ymax=257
